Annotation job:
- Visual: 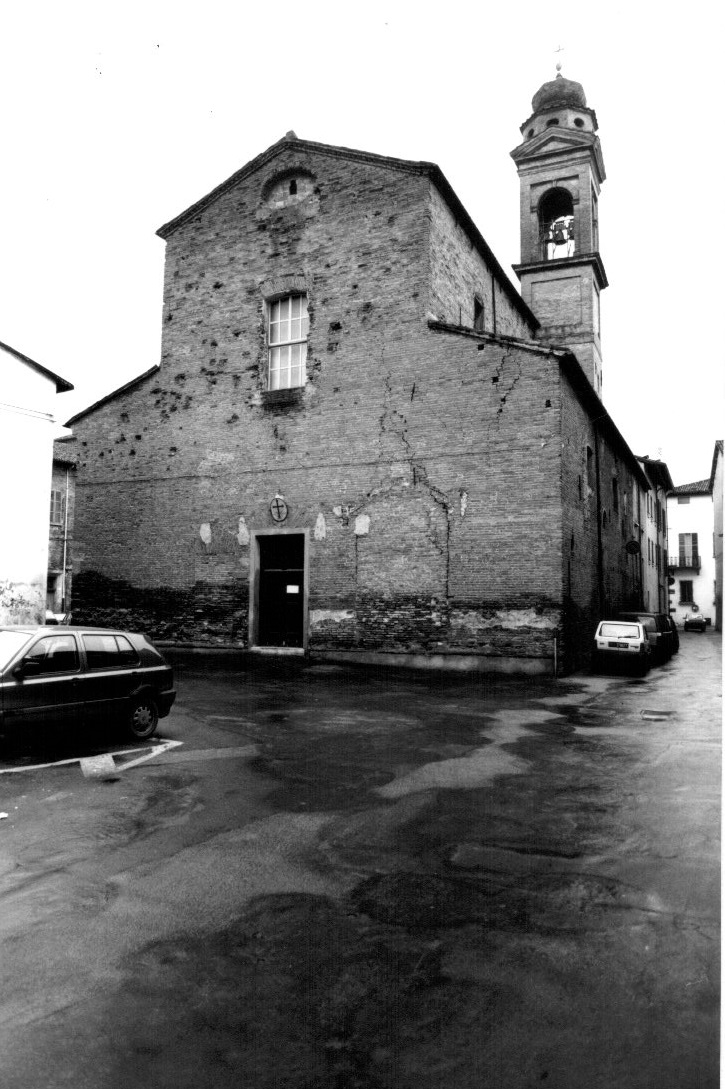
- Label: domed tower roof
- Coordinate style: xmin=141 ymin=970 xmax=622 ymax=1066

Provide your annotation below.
xmin=515 ymin=67 xmax=599 ymax=141
xmin=532 ymin=72 xmax=587 ymax=113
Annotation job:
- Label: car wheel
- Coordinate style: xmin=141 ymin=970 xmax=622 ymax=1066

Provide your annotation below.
xmin=128 ymin=695 xmax=159 ymax=740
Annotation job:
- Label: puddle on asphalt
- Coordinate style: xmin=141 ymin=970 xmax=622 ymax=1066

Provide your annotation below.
xmin=371 ymin=708 xmax=574 ymax=798
xmin=375 ymin=746 xmax=528 ymax=799
xmin=248 ymin=696 xmax=582 ymax=810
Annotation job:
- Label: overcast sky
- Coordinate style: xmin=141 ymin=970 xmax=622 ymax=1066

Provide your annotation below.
xmin=1 ymin=0 xmax=721 ymax=486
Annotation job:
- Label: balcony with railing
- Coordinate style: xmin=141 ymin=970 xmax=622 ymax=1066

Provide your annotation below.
xmin=668 ymin=553 xmax=701 ymax=572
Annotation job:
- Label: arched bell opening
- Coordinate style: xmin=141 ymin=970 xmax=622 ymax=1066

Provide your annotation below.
xmin=539 ymin=187 xmax=575 ymax=260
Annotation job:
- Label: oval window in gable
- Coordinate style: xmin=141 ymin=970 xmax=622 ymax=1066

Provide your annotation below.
xmin=263 ymin=170 xmax=315 ymax=208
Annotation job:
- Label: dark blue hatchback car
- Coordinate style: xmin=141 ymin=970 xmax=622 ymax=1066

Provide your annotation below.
xmin=0 ymin=627 xmax=176 ymax=740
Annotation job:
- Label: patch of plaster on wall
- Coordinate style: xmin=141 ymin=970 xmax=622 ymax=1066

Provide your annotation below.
xmin=237 ymin=517 xmax=250 ymax=546
xmin=314 ymin=513 xmax=327 ymax=540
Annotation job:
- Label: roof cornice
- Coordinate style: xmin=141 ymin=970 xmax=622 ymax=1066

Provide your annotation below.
xmin=511 ymin=131 xmax=606 ymax=185
xmin=64 ymin=365 xmax=160 ymax=427
xmin=709 ymin=439 xmax=723 ymax=491
xmin=637 ymin=456 xmax=675 ymax=492
xmin=427 ymin=319 xmax=649 ymax=489
xmin=513 ymin=252 xmax=609 ymax=291
xmin=156 ymin=135 xmax=436 ymax=238
xmin=0 ymin=338 xmax=73 ymax=393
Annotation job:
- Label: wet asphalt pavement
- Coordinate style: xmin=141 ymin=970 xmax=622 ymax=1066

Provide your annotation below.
xmin=0 ymin=633 xmax=720 ymax=1088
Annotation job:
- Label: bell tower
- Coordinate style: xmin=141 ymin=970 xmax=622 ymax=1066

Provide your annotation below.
xmin=511 ymin=69 xmax=607 ymax=395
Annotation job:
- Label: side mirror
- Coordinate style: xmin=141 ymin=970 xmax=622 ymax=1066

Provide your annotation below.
xmin=13 ymin=658 xmax=42 ymax=679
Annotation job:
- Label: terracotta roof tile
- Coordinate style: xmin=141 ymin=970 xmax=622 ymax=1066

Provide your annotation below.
xmin=672 ymin=479 xmax=711 ymax=495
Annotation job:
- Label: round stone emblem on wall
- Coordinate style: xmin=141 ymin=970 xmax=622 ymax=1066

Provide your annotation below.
xmin=270 ymin=495 xmax=288 ymax=523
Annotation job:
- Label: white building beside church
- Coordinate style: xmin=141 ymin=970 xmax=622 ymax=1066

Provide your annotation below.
xmin=636 ymin=458 xmax=673 ymax=615
xmin=667 ymin=444 xmax=723 ymax=630
xmin=0 ymin=340 xmax=73 ymax=624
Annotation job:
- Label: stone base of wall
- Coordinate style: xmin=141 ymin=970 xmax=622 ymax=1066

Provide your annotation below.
xmin=73 ymin=572 xmax=566 ymax=672
xmin=72 ymin=571 xmax=249 ymax=647
xmin=313 ymin=649 xmax=554 ymax=675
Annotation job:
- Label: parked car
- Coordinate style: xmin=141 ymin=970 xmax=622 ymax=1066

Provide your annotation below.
xmin=593 ymin=620 xmax=652 ymax=674
xmin=664 ymin=614 xmax=679 ymax=654
xmin=683 ymin=613 xmax=708 ymax=633
xmin=615 ymin=612 xmax=675 ymax=663
xmin=0 ymin=627 xmax=175 ymax=740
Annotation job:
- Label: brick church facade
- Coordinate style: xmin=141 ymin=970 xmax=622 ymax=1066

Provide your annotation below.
xmin=67 ymin=73 xmax=649 ymax=674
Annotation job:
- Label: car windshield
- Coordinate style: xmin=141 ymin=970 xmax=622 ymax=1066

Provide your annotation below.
xmin=0 ymin=630 xmax=34 ymax=669
xmin=600 ymin=622 xmax=640 ymax=639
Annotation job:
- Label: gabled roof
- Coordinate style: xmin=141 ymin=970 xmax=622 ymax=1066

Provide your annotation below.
xmin=510 ymin=127 xmax=606 ymax=183
xmin=0 ymin=338 xmax=73 ymax=393
xmin=671 ymin=479 xmax=711 ymax=496
xmin=156 ymin=133 xmax=538 ymax=331
xmin=511 ymin=126 xmax=599 ymax=160
xmin=636 ymin=456 xmax=674 ymax=493
xmin=64 ymin=365 xmax=160 ymax=427
xmin=53 ymin=436 xmax=78 ymax=468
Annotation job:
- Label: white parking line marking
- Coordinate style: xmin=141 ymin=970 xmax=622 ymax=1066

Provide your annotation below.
xmin=0 ymin=738 xmax=183 ymax=775
xmin=115 ymin=739 xmax=183 ymax=770
xmin=0 ymin=749 xmax=141 ymax=775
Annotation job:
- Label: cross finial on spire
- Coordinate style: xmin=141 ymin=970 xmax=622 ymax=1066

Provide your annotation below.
xmin=554 ymin=43 xmax=564 ymax=75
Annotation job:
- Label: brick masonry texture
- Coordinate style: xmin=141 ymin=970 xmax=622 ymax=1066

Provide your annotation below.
xmin=69 ymin=139 xmax=642 ymax=673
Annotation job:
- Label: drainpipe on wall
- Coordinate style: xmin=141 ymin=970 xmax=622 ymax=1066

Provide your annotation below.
xmin=490 ymin=271 xmax=497 ymax=336
xmin=657 ymin=494 xmax=661 ymax=614
xmin=637 ymin=485 xmax=645 ymax=609
xmin=593 ymin=425 xmax=605 ymax=616
xmin=660 ymin=492 xmax=668 ymax=612
xmin=60 ymin=466 xmax=70 ymax=611
xmin=657 ymin=491 xmax=662 ymax=612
